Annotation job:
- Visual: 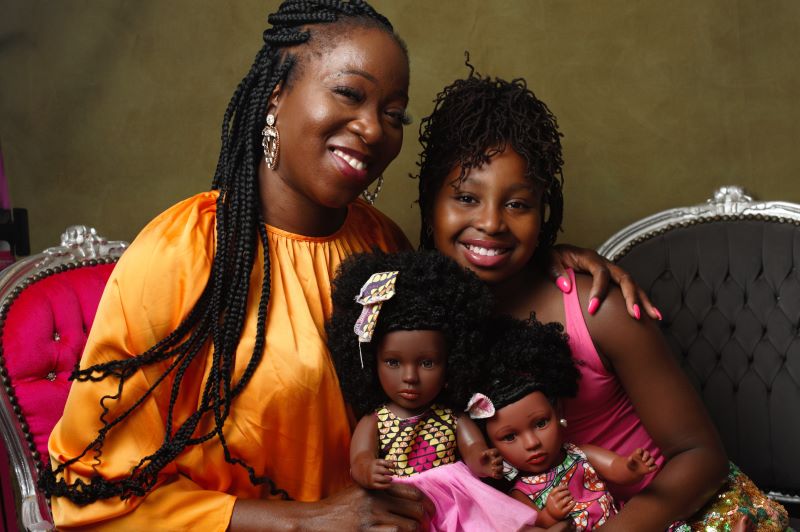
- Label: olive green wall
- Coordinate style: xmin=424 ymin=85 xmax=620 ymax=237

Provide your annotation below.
xmin=2 ymin=1 xmax=799 ymax=253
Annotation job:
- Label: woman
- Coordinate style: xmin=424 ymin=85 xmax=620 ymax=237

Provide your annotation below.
xmin=45 ymin=2 xmax=649 ymax=530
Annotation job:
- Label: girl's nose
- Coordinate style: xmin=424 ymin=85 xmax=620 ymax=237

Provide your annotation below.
xmin=474 ymin=204 xmax=505 ymax=234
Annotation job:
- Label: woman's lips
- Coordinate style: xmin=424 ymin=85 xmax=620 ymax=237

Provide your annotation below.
xmin=459 ymin=241 xmax=512 ymax=268
xmin=330 ymin=147 xmax=369 ymax=181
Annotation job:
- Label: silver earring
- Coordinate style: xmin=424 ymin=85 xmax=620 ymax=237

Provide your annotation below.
xmin=559 ymin=418 xmax=568 ymax=428
xmin=361 ymin=175 xmax=383 ymax=205
xmin=262 ymin=114 xmax=279 ymax=169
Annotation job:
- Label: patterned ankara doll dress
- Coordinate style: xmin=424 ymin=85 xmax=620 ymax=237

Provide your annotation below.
xmin=376 ymin=404 xmax=538 ymax=531
xmin=512 ymin=443 xmax=616 ymax=531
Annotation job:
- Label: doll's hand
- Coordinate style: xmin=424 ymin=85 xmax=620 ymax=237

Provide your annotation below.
xmin=478 ymin=448 xmax=504 ymax=479
xmin=352 ymin=458 xmax=394 ymax=490
xmin=625 ymin=447 xmax=657 ymax=479
xmin=543 ymin=484 xmax=575 ymax=521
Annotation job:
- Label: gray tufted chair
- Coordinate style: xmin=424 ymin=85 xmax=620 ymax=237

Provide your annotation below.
xmin=599 ymin=186 xmax=800 ymax=520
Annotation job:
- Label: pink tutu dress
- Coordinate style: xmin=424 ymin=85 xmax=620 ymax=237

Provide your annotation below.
xmin=376 ymin=404 xmax=538 ymax=531
xmin=512 ymin=443 xmax=616 ymax=531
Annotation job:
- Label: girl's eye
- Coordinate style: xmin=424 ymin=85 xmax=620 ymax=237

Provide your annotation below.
xmin=420 ymin=359 xmax=435 ymax=369
xmin=384 ymin=359 xmax=400 ymax=368
xmin=506 ymin=200 xmax=531 ymax=210
xmin=454 ymin=194 xmax=476 ymax=204
xmin=333 ymin=86 xmax=364 ymax=102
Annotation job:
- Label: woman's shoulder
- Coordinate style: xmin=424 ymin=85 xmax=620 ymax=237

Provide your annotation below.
xmin=347 ymin=200 xmax=411 ymax=251
xmin=114 ymin=191 xmax=217 ymax=281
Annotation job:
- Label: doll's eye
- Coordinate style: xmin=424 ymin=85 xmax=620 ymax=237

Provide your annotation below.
xmin=384 ymin=359 xmax=400 ymax=368
xmin=535 ymin=418 xmax=549 ymax=429
xmin=420 ymin=359 xmax=435 ymax=369
xmin=500 ymin=433 xmax=516 ymax=442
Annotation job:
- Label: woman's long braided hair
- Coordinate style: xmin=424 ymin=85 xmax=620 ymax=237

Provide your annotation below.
xmin=41 ymin=0 xmax=401 ymax=505
xmin=416 ymin=59 xmax=565 ymax=260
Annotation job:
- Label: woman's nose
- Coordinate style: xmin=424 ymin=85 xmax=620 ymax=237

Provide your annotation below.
xmin=348 ymin=109 xmax=383 ymax=146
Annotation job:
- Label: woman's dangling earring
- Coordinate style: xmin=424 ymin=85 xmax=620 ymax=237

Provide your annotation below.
xmin=361 ymin=175 xmax=383 ymax=205
xmin=262 ymin=114 xmax=279 ymax=169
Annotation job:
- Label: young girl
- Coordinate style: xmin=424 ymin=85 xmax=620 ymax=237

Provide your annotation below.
xmin=472 ymin=316 xmax=657 ymax=530
xmin=327 ymin=249 xmax=540 ymax=531
xmin=416 ymin=65 xmax=789 ymax=530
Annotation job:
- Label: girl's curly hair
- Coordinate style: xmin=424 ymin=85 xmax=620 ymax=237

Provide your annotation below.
xmin=416 ymin=59 xmax=565 ymax=262
xmin=327 ymin=250 xmax=494 ymax=418
xmin=475 ymin=315 xmax=579 ymax=414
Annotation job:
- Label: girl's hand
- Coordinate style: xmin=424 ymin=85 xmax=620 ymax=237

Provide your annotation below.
xmin=625 ymin=448 xmax=657 ymax=479
xmin=546 ymin=244 xmax=661 ymax=320
xmin=544 ymin=484 xmax=575 ymax=521
xmin=478 ymin=448 xmax=504 ymax=479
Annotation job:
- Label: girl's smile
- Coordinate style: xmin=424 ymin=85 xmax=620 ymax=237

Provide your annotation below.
xmin=431 ymin=147 xmax=543 ymax=286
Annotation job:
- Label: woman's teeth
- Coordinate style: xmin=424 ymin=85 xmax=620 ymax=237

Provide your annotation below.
xmin=465 ymin=244 xmax=507 ymax=256
xmin=332 ymin=149 xmax=367 ymax=171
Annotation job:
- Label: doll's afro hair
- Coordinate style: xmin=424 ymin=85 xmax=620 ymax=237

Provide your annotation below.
xmin=327 ymin=250 xmax=494 ymax=418
xmin=474 ymin=315 xmax=580 ymax=413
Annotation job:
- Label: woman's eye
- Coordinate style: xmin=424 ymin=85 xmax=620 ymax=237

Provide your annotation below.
xmin=333 ymin=86 xmax=364 ymax=102
xmin=506 ymin=200 xmax=531 ymax=210
xmin=385 ymin=109 xmax=411 ymax=126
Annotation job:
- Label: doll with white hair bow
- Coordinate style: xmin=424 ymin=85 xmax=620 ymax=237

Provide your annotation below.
xmin=326 ymin=250 xmax=545 ymax=531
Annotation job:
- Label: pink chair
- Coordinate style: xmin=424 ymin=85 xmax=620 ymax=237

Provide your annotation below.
xmin=0 ymin=226 xmax=126 ymax=531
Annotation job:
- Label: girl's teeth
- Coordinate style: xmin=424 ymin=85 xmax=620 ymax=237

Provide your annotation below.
xmin=333 ymin=149 xmax=367 ymax=171
xmin=466 ymin=244 xmax=504 ymax=256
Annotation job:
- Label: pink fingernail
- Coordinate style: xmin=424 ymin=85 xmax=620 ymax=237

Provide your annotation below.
xmin=556 ymin=276 xmax=572 ymax=293
xmin=633 ymin=304 xmax=641 ymax=320
xmin=587 ymin=297 xmax=600 ymax=315
xmin=654 ymin=307 xmax=663 ymax=321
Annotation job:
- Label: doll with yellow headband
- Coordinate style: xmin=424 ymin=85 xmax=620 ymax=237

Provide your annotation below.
xmin=327 ymin=250 xmax=545 ymax=531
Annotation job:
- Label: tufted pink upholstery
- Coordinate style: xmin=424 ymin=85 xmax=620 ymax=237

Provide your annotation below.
xmin=0 ymin=263 xmax=116 ymax=470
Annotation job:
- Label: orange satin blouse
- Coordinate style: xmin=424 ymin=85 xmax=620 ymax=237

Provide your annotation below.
xmin=48 ymin=191 xmax=410 ymax=530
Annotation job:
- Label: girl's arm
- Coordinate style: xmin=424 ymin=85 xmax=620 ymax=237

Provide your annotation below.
xmin=350 ymin=414 xmax=394 ymax=489
xmin=579 ymin=445 xmax=657 ymax=485
xmin=455 ymin=415 xmax=503 ymax=479
xmin=575 ymin=275 xmax=728 ymax=530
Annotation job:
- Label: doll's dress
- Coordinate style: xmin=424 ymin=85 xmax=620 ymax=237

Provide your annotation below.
xmin=512 ymin=443 xmax=616 ymax=531
xmin=378 ymin=404 xmax=538 ymax=531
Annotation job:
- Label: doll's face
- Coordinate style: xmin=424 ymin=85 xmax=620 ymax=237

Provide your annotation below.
xmin=376 ymin=329 xmax=447 ymax=418
xmin=485 ymin=391 xmax=565 ymax=474
xmin=430 ymin=147 xmax=542 ymax=286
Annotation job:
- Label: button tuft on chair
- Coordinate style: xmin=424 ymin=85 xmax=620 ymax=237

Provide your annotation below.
xmin=53 ymin=331 xmax=61 ymax=342
xmin=46 ymin=371 xmax=57 ymax=381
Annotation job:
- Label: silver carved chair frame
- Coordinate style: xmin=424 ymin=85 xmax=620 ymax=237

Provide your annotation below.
xmin=599 ymin=186 xmax=800 ymax=517
xmin=0 ymin=226 xmax=126 ymax=531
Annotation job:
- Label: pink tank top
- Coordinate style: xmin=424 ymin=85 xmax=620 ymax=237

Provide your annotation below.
xmin=561 ymin=269 xmax=663 ymax=501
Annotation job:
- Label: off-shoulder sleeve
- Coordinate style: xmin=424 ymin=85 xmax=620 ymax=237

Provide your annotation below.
xmin=48 ymin=192 xmax=236 ymax=530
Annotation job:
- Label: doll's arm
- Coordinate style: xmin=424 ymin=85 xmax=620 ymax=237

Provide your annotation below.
xmin=580 ymin=444 xmax=657 ymax=485
xmin=455 ymin=415 xmax=503 ymax=479
xmin=350 ymin=414 xmax=394 ymax=490
xmin=511 ymin=487 xmax=575 ymax=529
